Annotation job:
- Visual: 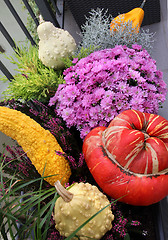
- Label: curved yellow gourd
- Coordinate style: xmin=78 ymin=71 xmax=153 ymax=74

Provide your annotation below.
xmin=0 ymin=106 xmax=71 ymax=185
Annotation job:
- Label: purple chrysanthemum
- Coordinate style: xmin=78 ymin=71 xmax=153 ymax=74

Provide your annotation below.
xmin=49 ymin=45 xmax=167 ymax=139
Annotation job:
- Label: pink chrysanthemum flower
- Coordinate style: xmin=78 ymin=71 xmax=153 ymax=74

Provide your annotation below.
xmin=50 ymin=45 xmax=167 ymax=139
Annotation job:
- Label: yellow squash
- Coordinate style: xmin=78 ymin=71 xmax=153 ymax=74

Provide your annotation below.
xmin=110 ymin=0 xmax=146 ymax=33
xmin=0 ymin=106 xmax=71 ymax=185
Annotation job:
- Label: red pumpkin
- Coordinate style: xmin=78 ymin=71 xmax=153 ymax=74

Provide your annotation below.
xmin=83 ymin=109 xmax=168 ymax=206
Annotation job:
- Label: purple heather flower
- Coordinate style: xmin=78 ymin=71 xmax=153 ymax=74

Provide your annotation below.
xmin=131 ymin=220 xmax=141 ymax=226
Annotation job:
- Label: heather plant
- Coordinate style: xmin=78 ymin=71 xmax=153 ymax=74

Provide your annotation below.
xmin=2 ymin=144 xmax=34 ymax=179
xmin=0 ymin=144 xmax=49 ymax=192
xmin=49 ymin=44 xmax=167 ymax=139
xmin=0 ymin=99 xmax=84 ymax=171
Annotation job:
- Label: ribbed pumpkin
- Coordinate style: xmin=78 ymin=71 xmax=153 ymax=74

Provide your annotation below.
xmin=110 ymin=0 xmax=146 ymax=33
xmin=0 ymin=106 xmax=71 ymax=185
xmin=83 ymin=109 xmax=168 ymax=206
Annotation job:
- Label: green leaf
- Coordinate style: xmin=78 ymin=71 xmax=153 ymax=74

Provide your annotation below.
xmin=0 ymin=212 xmax=8 ymax=240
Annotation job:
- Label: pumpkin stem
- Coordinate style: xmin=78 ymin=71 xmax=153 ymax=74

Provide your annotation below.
xmin=143 ymin=132 xmax=150 ymax=140
xmin=140 ymin=0 xmax=146 ymax=9
xmin=54 ymin=180 xmax=73 ymax=202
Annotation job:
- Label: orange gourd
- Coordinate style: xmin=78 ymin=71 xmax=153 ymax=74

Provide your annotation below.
xmin=110 ymin=0 xmax=146 ymax=33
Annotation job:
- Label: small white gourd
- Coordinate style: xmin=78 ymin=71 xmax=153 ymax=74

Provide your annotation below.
xmin=54 ymin=181 xmax=114 ymax=240
xmin=37 ymin=18 xmax=77 ymax=69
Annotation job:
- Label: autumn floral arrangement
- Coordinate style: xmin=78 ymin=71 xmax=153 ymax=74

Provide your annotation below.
xmin=0 ymin=1 xmax=168 ymax=240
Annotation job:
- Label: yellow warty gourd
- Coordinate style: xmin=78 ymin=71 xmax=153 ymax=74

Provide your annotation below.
xmin=54 ymin=181 xmax=114 ymax=239
xmin=0 ymin=106 xmax=71 ymax=185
